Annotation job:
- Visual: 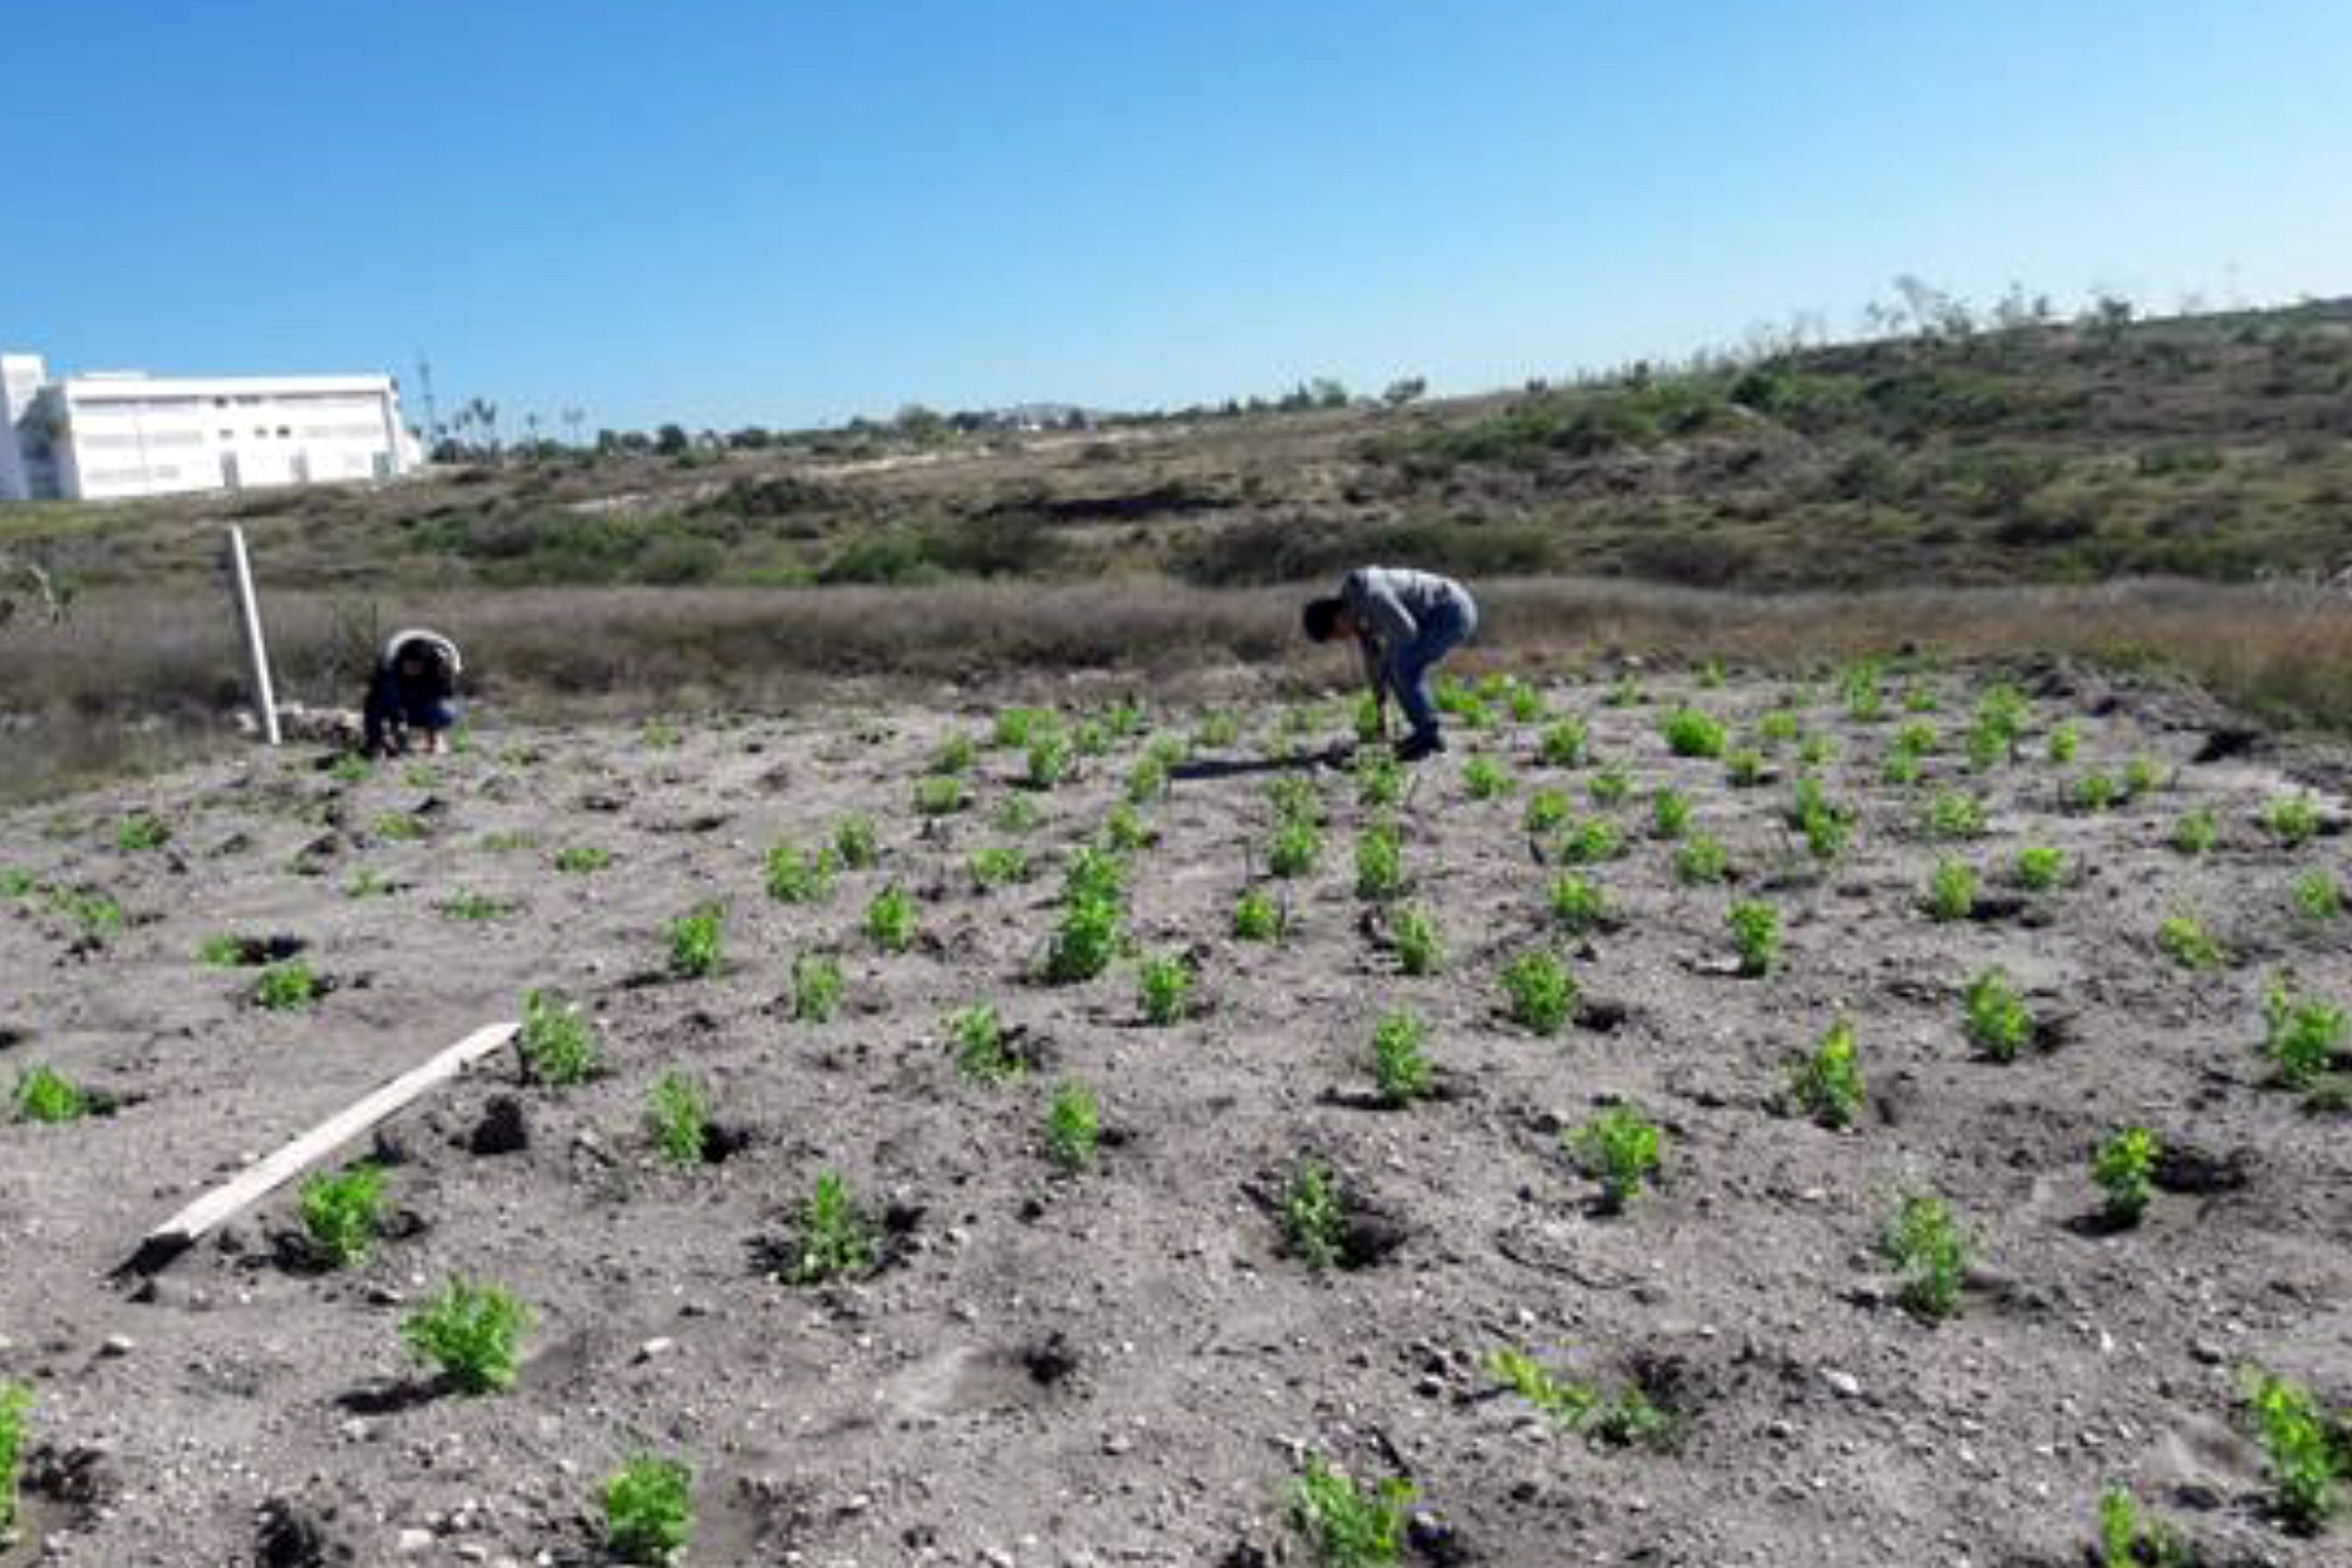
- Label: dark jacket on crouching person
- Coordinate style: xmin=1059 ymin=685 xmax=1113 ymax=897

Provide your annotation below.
xmin=363 ymin=629 xmax=463 ymax=756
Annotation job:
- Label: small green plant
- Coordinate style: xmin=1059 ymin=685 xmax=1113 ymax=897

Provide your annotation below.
xmin=832 ymin=815 xmax=879 ymax=868
xmin=1925 ymin=858 xmax=1978 ymax=922
xmin=1556 ymin=815 xmax=1625 ymax=864
xmin=345 ymin=868 xmax=394 ymax=898
xmin=1571 ymin=1104 xmax=1663 ymax=1209
xmin=992 ymin=706 xmax=1046 ymax=750
xmin=2262 ymin=977 xmax=2347 ymax=1090
xmin=602 ymin=1454 xmax=695 ymax=1565
xmin=518 ymin=988 xmax=600 ymax=1085
xmin=1757 ymin=708 xmax=1802 ymax=748
xmin=1102 ymin=801 xmax=1157 ymax=852
xmin=11 ymin=1064 xmax=88 ymax=1125
xmin=668 ymin=904 xmax=724 ymax=978
xmin=2156 ymin=913 xmax=2226 ymax=971
xmin=1539 ymin=717 xmax=1588 ymax=767
xmin=996 ymin=792 xmax=1042 ymax=832
xmin=554 ymin=844 xmax=612 ymax=875
xmin=1838 ymin=660 xmax=1885 ymax=722
xmin=1046 ymin=894 xmax=1121 ymax=983
xmin=1500 ymin=950 xmax=1577 ymax=1033
xmin=1727 ymin=899 xmax=1781 ymax=976
xmin=2091 ymin=1126 xmax=2157 ymax=1227
xmin=1461 ymin=752 xmax=1512 ymax=801
xmin=478 ymin=829 xmax=536 ymax=853
xmin=1193 ymin=707 xmax=1243 ymax=749
xmin=1044 ymin=1079 xmax=1101 ymax=1170
xmin=764 ymin=842 xmax=835 ymax=903
xmin=788 ymin=1170 xmax=876 ymax=1285
xmin=1282 ymin=1157 xmax=1348 ymax=1270
xmin=439 ymin=889 xmax=514 ymax=922
xmin=1024 ymin=728 xmax=1075 ymax=790
xmin=1389 ymin=904 xmax=1442 ymax=975
xmin=1963 ymin=967 xmax=2034 ymax=1061
xmin=2172 ymin=807 xmax=2219 ymax=855
xmin=647 ymin=1072 xmax=710 ymax=1166
xmin=1487 ymin=1347 xmax=1599 ymax=1427
xmin=116 ymin=814 xmax=172 ymax=852
xmin=790 ymin=952 xmax=844 ymax=1022
xmin=1354 ymin=820 xmax=1407 ymax=901
xmin=1604 ymin=674 xmax=1644 ymax=708
xmin=2122 ymin=754 xmax=2164 ymax=798
xmin=2263 ymin=795 xmax=2324 ymax=848
xmin=300 ymin=1165 xmax=385 ymax=1267
xmin=1522 ymin=786 xmax=1569 ymax=834
xmin=1587 ymin=764 xmax=1632 ymax=807
xmin=864 ymin=884 xmax=916 ymax=953
xmin=1233 ymin=886 xmax=1284 ymax=942
xmin=967 ymin=844 xmax=1031 ymax=889
xmin=0 ymin=868 xmax=35 ymax=898
xmin=930 ymin=733 xmax=977 ymax=776
xmin=2242 ymin=1367 xmax=2345 ymax=1531
xmin=1725 ymin=749 xmax=1767 ymax=788
xmin=1370 ymin=1010 xmax=1433 ymax=1105
xmin=252 ymin=959 xmax=322 ymax=1010
xmin=639 ymin=719 xmax=681 ymax=750
xmin=1507 ymin=682 xmax=1546 ymax=721
xmin=2290 ymin=868 xmax=2343 ymax=922
xmin=1136 ymin=952 xmax=1193 ymax=1025
xmin=913 ymin=774 xmax=967 ymax=816
xmin=1894 ymin=718 xmax=1939 ymax=755
xmin=327 ymin=752 xmax=372 ymax=784
xmin=2097 ymin=1487 xmax=2189 ymax=1568
xmin=371 ymin=812 xmax=428 ymax=843
xmin=401 ymin=1279 xmax=531 ymax=1394
xmin=1265 ymin=773 xmax=1324 ymax=824
xmin=1674 ymin=834 xmax=1730 ymax=885
xmin=2012 ymin=845 xmax=2067 ymax=891
xmin=198 ymin=932 xmax=245 ymax=967
xmin=1548 ymin=873 xmax=1611 ymax=935
xmin=1660 ymin=706 xmax=1728 ymax=759
xmin=2045 ymin=722 xmax=2079 ymax=765
xmin=1785 ymin=1020 xmax=1864 ymax=1129
xmin=1926 ymin=787 xmax=1987 ymax=840
xmin=1880 ymin=748 xmax=1924 ymax=786
xmin=948 ymin=1004 xmax=1021 ymax=1082
xmin=2074 ymin=771 xmax=2120 ymax=813
xmin=1289 ymin=1454 xmax=1412 ymax=1568
xmin=1355 ymin=752 xmax=1407 ymax=808
xmin=0 ymin=1382 xmax=27 ymax=1538
xmin=1883 ymin=1191 xmax=1972 ymax=1320
xmin=1268 ymin=816 xmax=1322 ymax=878
xmin=1650 ymin=786 xmax=1691 ymax=840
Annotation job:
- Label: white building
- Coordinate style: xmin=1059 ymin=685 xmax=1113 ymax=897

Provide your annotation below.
xmin=0 ymin=351 xmax=422 ymax=502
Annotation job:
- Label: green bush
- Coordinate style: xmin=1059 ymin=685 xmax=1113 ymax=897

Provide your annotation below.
xmin=2243 ymin=1368 xmax=2346 ymax=1530
xmin=1501 ymin=951 xmax=1577 ymax=1033
xmin=300 ymin=1165 xmax=385 ymax=1267
xmin=1659 ymin=706 xmax=1727 ymax=759
xmin=519 ymin=988 xmax=600 ymax=1085
xmin=11 ymin=1064 xmax=88 ymax=1124
xmin=1232 ymin=887 xmax=1284 ymax=942
xmin=401 ymin=1279 xmax=531 ymax=1394
xmin=1046 ymin=893 xmax=1121 ymax=983
xmin=1963 ymin=967 xmax=2034 ymax=1061
xmin=1785 ymin=1021 xmax=1864 ymax=1129
xmin=667 ymin=905 xmax=723 ymax=978
xmin=1727 ymin=899 xmax=1781 ymax=976
xmin=252 ymin=959 xmax=322 ymax=1010
xmin=1136 ymin=953 xmax=1193 ymax=1025
xmin=832 ymin=815 xmax=880 ymax=868
xmin=647 ymin=1072 xmax=710 ymax=1166
xmin=1883 ymin=1192 xmax=1971 ymax=1320
xmin=1282 ymin=1157 xmax=1348 ymax=1271
xmin=1289 ymin=1454 xmax=1412 ymax=1567
xmin=1925 ymin=858 xmax=1978 ymax=921
xmin=602 ymin=1454 xmax=695 ymax=1565
xmin=1370 ymin=1010 xmax=1433 ymax=1106
xmin=1571 ymin=1104 xmax=1664 ymax=1209
xmin=791 ymin=952 xmax=844 ymax=1022
xmin=0 ymin=1383 xmax=28 ymax=1539
xmin=2091 ymin=1127 xmax=2157 ymax=1226
xmin=788 ymin=1170 xmax=876 ymax=1285
xmin=864 ymin=884 xmax=917 ymax=953
xmin=2262 ymin=977 xmax=2346 ymax=1090
xmin=1044 ymin=1080 xmax=1101 ymax=1171
xmin=1390 ymin=905 xmax=1442 ymax=975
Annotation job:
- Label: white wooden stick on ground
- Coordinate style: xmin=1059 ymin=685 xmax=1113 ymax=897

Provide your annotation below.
xmin=122 ymin=1021 xmax=518 ymax=1275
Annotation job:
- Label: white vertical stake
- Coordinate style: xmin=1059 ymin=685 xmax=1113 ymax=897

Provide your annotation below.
xmin=227 ymin=525 xmax=281 ymax=746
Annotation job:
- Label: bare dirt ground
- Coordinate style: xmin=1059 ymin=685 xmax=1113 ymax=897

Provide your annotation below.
xmin=1 ymin=659 xmax=2346 ymax=1568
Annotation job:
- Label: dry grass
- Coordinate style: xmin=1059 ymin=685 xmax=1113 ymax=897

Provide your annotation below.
xmin=3 ymin=575 xmax=2346 ymax=802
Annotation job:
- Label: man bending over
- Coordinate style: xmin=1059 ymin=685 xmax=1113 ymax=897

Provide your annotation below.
xmin=1302 ymin=567 xmax=1479 ymax=761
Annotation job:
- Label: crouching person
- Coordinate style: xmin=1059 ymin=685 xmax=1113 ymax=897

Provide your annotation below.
xmin=364 ymin=628 xmax=464 ymax=757
xmin=1302 ymin=567 xmax=1478 ymax=761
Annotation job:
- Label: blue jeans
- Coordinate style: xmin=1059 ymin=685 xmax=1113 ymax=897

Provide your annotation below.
xmin=1388 ymin=592 xmax=1477 ymax=739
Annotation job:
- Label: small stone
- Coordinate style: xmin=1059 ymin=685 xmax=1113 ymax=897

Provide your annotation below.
xmin=635 ymin=1337 xmax=675 ymax=1363
xmin=397 ymin=1528 xmax=435 ymax=1555
xmin=1102 ymin=1433 xmax=1134 ymax=1456
xmin=99 ymin=1334 xmax=135 ymax=1358
xmin=1822 ymin=1369 xmax=1861 ymax=1399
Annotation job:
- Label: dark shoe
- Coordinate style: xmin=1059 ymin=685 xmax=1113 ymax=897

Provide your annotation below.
xmin=1395 ymin=730 xmax=1444 ymax=762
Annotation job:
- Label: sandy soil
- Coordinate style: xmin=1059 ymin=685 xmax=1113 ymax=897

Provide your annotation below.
xmin=0 ymin=660 xmax=2346 ymax=1568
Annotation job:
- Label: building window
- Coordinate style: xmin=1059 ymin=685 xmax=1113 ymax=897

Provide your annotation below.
xmin=277 ymin=426 xmax=291 ymax=437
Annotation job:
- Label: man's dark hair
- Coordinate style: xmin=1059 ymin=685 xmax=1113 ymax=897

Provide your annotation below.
xmin=1301 ymin=596 xmax=1345 ymax=642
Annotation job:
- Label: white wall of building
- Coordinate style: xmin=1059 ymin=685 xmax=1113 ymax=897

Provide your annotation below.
xmin=0 ymin=352 xmax=419 ymax=502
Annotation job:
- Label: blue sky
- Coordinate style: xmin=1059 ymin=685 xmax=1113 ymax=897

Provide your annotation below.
xmin=6 ymin=1 xmax=2346 ymax=433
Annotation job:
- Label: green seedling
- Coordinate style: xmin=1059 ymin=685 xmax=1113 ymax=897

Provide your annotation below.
xmin=439 ymin=890 xmax=514 ymax=922
xmin=1963 ymin=967 xmax=2034 ymax=1061
xmin=1507 ymin=682 xmax=1547 ymax=721
xmin=2012 ymin=845 xmax=2067 ymax=891
xmin=1894 ymin=718 xmax=1939 ymax=755
xmin=667 ymin=904 xmax=724 ymax=978
xmin=2262 ymin=977 xmax=2347 ymax=1091
xmin=1838 ymin=661 xmax=1885 ymax=722
xmin=345 ymin=868 xmax=394 ymax=899
xmin=300 ymin=1165 xmax=385 ymax=1267
xmin=1487 ymin=1348 xmax=1599 ymax=1427
xmin=1044 ymin=1079 xmax=1101 ymax=1171
xmin=2262 ymin=795 xmax=2324 ymax=848
xmin=2290 ymin=869 xmax=2343 ymax=922
xmin=992 ymin=706 xmax=1046 ymax=749
xmin=1266 ymin=774 xmax=1325 ymax=824
xmin=1074 ymin=718 xmax=1111 ymax=758
xmin=832 ymin=815 xmax=880 ymax=868
xmin=1461 ymin=752 xmax=1512 ymax=800
xmin=1696 ymin=660 xmax=1726 ymax=690
xmin=554 ymin=844 xmax=612 ymax=874
xmin=327 ymin=752 xmax=372 ymax=784
xmin=1604 ymin=674 xmax=1644 ymax=708
xmin=1268 ymin=816 xmax=1322 ymax=878
xmin=764 ymin=842 xmax=835 ymax=903
xmin=2074 ymin=771 xmax=2120 ymax=813
xmin=1557 ymin=815 xmax=1625 ymax=864
xmin=996 ymin=792 xmax=1042 ymax=833
xmin=1390 ymin=904 xmax=1442 ymax=975
xmin=789 ymin=1170 xmax=877 ymax=1285
xmin=1757 ymin=709 xmax=1802 ymax=748
xmin=647 ymin=1072 xmax=710 ymax=1166
xmin=11 ymin=1064 xmax=88 ymax=1125
xmin=519 ymin=989 xmax=600 ymax=1085
xmin=1727 ymin=899 xmax=1781 ymax=976
xmin=1785 ymin=1020 xmax=1865 ymax=1129
xmin=1354 ymin=821 xmax=1407 ymax=901
xmin=0 ymin=868 xmax=35 ymax=898
xmin=863 ymin=884 xmax=916 ymax=953
xmin=252 ymin=959 xmax=322 ymax=1010
xmin=2045 ymin=722 xmax=2079 ymax=765
xmin=1282 ymin=1157 xmax=1348 ymax=1270
xmin=2122 ymin=754 xmax=2164 ymax=798
xmin=371 ymin=812 xmax=428 ymax=843
xmin=639 ymin=720 xmax=681 ymax=750
xmin=967 ymin=844 xmax=1031 ymax=889
xmin=1571 ymin=1104 xmax=1663 ymax=1209
xmin=1925 ymin=858 xmax=1978 ymax=922
xmin=1024 ymin=729 xmax=1074 ymax=790
xmin=1881 ymin=748 xmax=1924 ymax=786
xmin=1193 ymin=708 xmax=1243 ymax=749
xmin=478 ymin=830 xmax=536 ymax=853
xmin=1650 ymin=787 xmax=1691 ymax=840
xmin=931 ymin=734 xmax=976 ymax=775
xmin=913 ymin=774 xmax=967 ymax=816
xmin=2156 ymin=913 xmax=2225 ymax=971
xmin=1539 ymin=717 xmax=1589 ymax=767
xmin=2242 ymin=1367 xmax=2345 ymax=1531
xmin=1289 ymin=1454 xmax=1412 ymax=1568
xmin=1725 ymin=749 xmax=1767 ymax=788
xmin=1101 ymin=801 xmax=1158 ymax=852
xmin=1883 ymin=1191 xmax=1972 ymax=1320
xmin=1548 ymin=873 xmax=1611 ymax=935
xmin=1500 ymin=951 xmax=1577 ymax=1034
xmin=1232 ymin=886 xmax=1285 ymax=942
xmin=116 ymin=814 xmax=171 ymax=852
xmin=51 ymin=887 xmax=124 ymax=942
xmin=1660 ymin=706 xmax=1727 ymax=759
xmin=1587 ymin=764 xmax=1632 ymax=807
xmin=198 ymin=932 xmax=246 ymax=967
xmin=1796 ymin=733 xmax=1834 ymax=768
xmin=1674 ymin=834 xmax=1730 ymax=886
xmin=1926 ymin=787 xmax=1987 ymax=840
xmin=1046 ymin=893 xmax=1121 ymax=983
xmin=1522 ymin=787 xmax=1569 ymax=835
xmin=949 ymin=1004 xmax=1022 ymax=1082
xmin=1136 ymin=952 xmax=1193 ymax=1024
xmin=2097 ymin=1487 xmax=2189 ymax=1568
xmin=2172 ymin=807 xmax=2219 ymax=855
xmin=1355 ymin=753 xmax=1407 ymax=808
xmin=2091 ymin=1126 xmax=2157 ymax=1227
xmin=1064 ymin=840 xmax=1127 ymax=903
xmin=0 ymin=1383 xmax=26 ymax=1538
xmin=1370 ymin=1010 xmax=1433 ymax=1106
xmin=602 ymin=1454 xmax=695 ymax=1566
xmin=790 ymin=952 xmax=844 ymax=1022
xmin=401 ymin=1279 xmax=530 ymax=1395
